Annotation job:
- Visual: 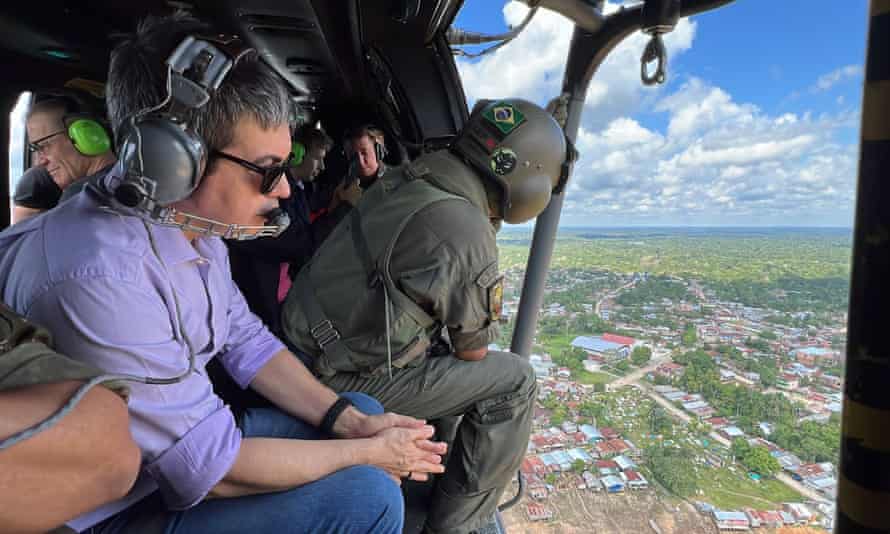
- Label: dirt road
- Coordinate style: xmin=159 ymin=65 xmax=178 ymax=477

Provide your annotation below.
xmin=611 ymin=355 xmax=672 ymax=389
xmin=776 ymin=473 xmax=831 ymax=503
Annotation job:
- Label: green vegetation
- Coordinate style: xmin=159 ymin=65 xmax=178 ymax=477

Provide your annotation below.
xmin=681 ymin=324 xmax=697 ymax=346
xmin=693 ymin=468 xmax=802 ymax=510
xmin=772 ymin=421 xmax=841 ymax=463
xmin=631 ymin=345 xmax=652 ymax=366
xmin=616 ymin=277 xmax=692 ymax=306
xmin=646 ymin=445 xmax=697 ymax=497
xmin=710 ymin=277 xmax=848 ymax=314
xmin=500 ymin=228 xmax=851 ymax=322
xmin=578 ymin=388 xmax=802 ymax=510
xmin=498 ymin=228 xmax=851 ymax=284
xmin=575 ymin=371 xmax=612 ymax=386
xmin=549 ymin=404 xmax=568 ymax=426
xmin=674 ymin=349 xmax=841 ymax=462
xmin=731 ymin=439 xmax=781 ymax=476
xmin=644 ymin=405 xmax=673 ymax=436
xmin=713 ymin=345 xmax=779 ymax=388
xmin=572 ymin=459 xmax=586 ymax=474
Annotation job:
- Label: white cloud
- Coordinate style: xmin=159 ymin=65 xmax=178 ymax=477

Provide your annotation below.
xmin=812 ymin=64 xmax=863 ymax=92
xmin=456 ymin=1 xmax=697 ymax=124
xmin=561 ymin=79 xmax=858 ymax=226
xmin=453 ymin=3 xmax=859 ymax=226
xmin=720 ymin=166 xmax=749 ymax=180
xmin=601 ymin=118 xmax=661 ymax=147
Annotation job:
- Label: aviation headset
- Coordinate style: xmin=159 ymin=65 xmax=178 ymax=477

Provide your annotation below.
xmin=290 ymin=124 xmax=334 ymax=168
xmin=33 ymin=89 xmax=112 ymax=157
xmin=343 ymin=124 xmax=387 ymax=164
xmin=291 ymin=140 xmax=306 ymax=166
xmin=111 ymin=34 xmax=288 ymax=240
xmin=114 ymin=34 xmax=249 ymax=209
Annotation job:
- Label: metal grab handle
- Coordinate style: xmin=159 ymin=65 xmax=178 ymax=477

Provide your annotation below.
xmin=641 ymin=34 xmax=668 ymax=86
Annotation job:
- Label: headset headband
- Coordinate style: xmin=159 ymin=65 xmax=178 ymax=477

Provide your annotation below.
xmin=165 ymin=35 xmax=253 ymax=112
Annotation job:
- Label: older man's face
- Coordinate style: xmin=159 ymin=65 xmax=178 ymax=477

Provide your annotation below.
xmin=179 ymin=117 xmax=292 ymax=236
xmin=27 ymin=110 xmax=91 ymax=188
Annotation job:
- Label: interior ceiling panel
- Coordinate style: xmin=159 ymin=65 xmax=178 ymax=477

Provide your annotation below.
xmin=0 ymin=0 xmax=470 ymax=141
xmin=215 ymin=0 xmax=338 ymax=106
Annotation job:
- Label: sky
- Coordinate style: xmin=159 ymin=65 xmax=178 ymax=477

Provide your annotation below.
xmin=453 ymin=1 xmax=869 ymax=227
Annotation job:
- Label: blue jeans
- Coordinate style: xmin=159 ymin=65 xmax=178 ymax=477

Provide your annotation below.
xmin=99 ymin=392 xmax=403 ymax=534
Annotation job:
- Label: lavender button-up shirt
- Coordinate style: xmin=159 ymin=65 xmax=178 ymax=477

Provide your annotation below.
xmin=0 ymin=187 xmax=285 ymax=531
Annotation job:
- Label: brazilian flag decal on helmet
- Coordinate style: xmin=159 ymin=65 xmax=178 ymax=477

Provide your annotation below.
xmin=483 ymin=102 xmax=526 ymax=135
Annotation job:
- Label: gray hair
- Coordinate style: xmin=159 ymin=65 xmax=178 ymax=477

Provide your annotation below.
xmin=106 ymin=12 xmax=291 ymax=155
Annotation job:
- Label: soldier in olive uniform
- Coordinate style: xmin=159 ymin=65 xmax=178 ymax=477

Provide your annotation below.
xmin=0 ymin=302 xmax=139 ymax=533
xmin=281 ymin=99 xmax=574 ymax=534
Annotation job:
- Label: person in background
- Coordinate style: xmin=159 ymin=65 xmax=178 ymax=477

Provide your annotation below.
xmin=343 ymin=124 xmax=387 ymax=189
xmin=16 ymin=89 xmax=116 ymax=222
xmin=12 ymin=165 xmax=58 ymax=223
xmin=317 ymin=124 xmax=388 ymax=216
xmin=227 ymin=123 xmax=334 ymax=335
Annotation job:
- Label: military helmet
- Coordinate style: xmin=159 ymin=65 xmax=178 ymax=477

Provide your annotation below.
xmin=451 ymin=98 xmax=568 ymax=224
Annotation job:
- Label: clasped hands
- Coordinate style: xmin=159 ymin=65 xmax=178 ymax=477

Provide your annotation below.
xmin=336 ymin=410 xmax=447 ymax=484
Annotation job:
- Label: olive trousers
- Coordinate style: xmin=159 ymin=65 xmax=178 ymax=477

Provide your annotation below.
xmin=319 ymin=350 xmax=537 ymax=534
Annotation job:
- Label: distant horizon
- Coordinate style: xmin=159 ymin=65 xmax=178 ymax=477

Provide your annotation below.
xmin=501 ymin=224 xmax=854 ymax=231
xmin=554 ymin=224 xmax=854 ymax=229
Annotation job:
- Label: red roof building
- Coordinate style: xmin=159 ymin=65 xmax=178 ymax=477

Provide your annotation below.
xmin=595 ymin=459 xmax=618 ymax=470
xmin=531 ymin=435 xmax=550 ymax=450
xmin=755 ymin=511 xmax=784 ymax=527
xmin=602 ymin=333 xmax=636 ymax=346
xmin=795 ymin=463 xmax=826 ymax=479
xmin=521 ymin=456 xmax=547 ymax=477
xmin=600 ymin=427 xmax=620 ymax=440
xmin=596 ymin=439 xmax=630 ymax=457
xmin=655 ymin=362 xmax=686 ymax=378
xmin=705 ymin=416 xmax=731 ymax=429
xmin=526 ymin=503 xmax=554 ymax=522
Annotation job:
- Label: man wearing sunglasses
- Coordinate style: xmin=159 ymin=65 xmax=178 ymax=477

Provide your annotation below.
xmin=0 ymin=12 xmax=445 ymax=534
xmin=16 ymin=91 xmax=117 ymax=221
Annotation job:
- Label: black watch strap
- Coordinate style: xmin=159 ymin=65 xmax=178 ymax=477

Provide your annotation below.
xmin=320 ymin=396 xmax=354 ymax=435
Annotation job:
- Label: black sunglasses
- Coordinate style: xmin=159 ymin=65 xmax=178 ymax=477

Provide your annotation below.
xmin=211 ymin=150 xmax=294 ymax=194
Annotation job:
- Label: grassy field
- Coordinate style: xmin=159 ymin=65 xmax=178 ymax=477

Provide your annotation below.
xmin=575 ymin=370 xmax=613 ymax=386
xmin=537 ymin=333 xmax=575 ymax=356
xmin=693 ymin=467 xmax=803 ymax=510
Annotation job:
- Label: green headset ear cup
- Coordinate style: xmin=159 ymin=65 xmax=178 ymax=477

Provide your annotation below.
xmin=68 ymin=118 xmax=111 ymax=156
xmin=291 ymin=141 xmax=306 ymax=166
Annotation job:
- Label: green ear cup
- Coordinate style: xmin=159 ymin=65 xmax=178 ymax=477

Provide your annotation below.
xmin=68 ymin=118 xmax=111 ymax=156
xmin=291 ymin=141 xmax=306 ymax=166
